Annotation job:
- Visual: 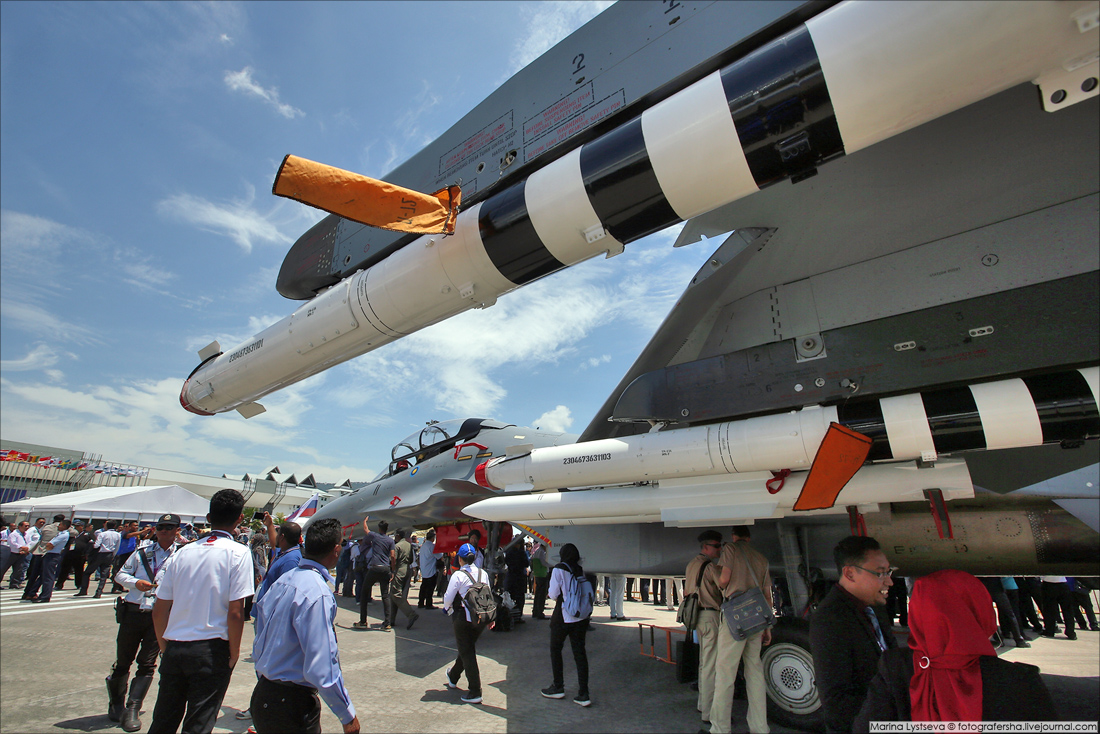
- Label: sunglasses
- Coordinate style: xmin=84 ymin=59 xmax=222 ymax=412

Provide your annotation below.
xmin=156 ymin=524 xmax=177 ymax=531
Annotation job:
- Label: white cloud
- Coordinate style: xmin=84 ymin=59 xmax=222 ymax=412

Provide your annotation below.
xmin=338 ymin=229 xmax=707 ymax=419
xmin=534 ymin=405 xmax=573 ymax=433
xmin=0 ymin=210 xmax=94 ymax=271
xmin=0 ymin=344 xmax=62 ymax=372
xmin=114 ymin=248 xmax=176 ymax=291
xmin=224 ymin=66 xmax=304 ymax=119
xmin=0 ymin=374 xmax=374 ymax=483
xmin=0 ymin=299 xmax=97 ymax=345
xmin=582 ymin=354 xmax=611 ymax=369
xmin=509 ymin=1 xmax=614 ymax=75
xmin=157 ymin=191 xmax=291 ymax=253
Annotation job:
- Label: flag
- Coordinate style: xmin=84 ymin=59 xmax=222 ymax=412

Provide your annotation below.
xmin=286 ymin=492 xmax=322 ymax=523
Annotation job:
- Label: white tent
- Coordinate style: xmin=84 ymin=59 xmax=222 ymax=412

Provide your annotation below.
xmin=0 ymin=484 xmax=210 ymax=525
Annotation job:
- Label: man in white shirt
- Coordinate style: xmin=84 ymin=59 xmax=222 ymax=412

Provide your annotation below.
xmin=2 ymin=520 xmax=32 ymax=588
xmin=149 ymin=490 xmax=253 ymax=734
xmin=79 ymin=520 xmax=122 ymax=597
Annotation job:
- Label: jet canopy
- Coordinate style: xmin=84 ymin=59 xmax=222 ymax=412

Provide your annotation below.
xmin=385 ymin=418 xmax=513 ymax=476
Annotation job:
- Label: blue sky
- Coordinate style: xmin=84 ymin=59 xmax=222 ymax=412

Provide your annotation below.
xmin=0 ymin=1 xmax=715 ymax=483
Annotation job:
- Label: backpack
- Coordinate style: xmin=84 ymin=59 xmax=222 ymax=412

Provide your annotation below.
xmin=560 ymin=563 xmax=594 ymax=620
xmin=460 ymin=568 xmax=497 ymax=625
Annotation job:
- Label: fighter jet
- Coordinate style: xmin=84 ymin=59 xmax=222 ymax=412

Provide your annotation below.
xmin=302 ymin=418 xmax=576 ymax=535
xmin=191 ymin=5 xmax=1098 ymax=727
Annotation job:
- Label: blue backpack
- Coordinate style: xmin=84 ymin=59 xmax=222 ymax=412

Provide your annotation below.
xmin=560 ymin=563 xmax=594 ymax=619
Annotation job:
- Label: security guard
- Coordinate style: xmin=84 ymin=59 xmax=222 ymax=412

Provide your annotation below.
xmin=107 ymin=513 xmax=180 ymax=732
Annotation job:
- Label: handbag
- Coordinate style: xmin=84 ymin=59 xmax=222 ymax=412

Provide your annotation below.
xmin=676 ymin=559 xmax=711 ymax=633
xmin=719 ymin=543 xmax=775 ymax=640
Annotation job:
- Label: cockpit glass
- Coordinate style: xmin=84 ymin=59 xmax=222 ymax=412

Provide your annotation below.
xmin=390 ymin=419 xmax=467 ymax=460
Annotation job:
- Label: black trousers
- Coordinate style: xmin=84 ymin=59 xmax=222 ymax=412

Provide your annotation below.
xmin=82 ymin=552 xmax=115 ymax=595
xmin=1072 ymin=588 xmax=1098 ymax=629
xmin=449 ymin=612 xmax=487 ymax=696
xmin=111 ymin=602 xmax=160 ymax=679
xmin=21 ymin=555 xmax=45 ymax=599
xmin=148 ymin=638 xmax=232 ymax=734
xmin=359 ymin=566 xmax=392 ymax=624
xmin=532 ymin=576 xmax=549 ymax=617
xmin=251 ymin=676 xmax=321 ymax=734
xmin=418 ymin=574 xmax=438 ymax=607
xmin=112 ymin=550 xmax=133 ymax=591
xmin=507 ymin=574 xmax=527 ymax=618
xmin=1042 ymin=581 xmax=1077 ymax=637
xmin=1016 ymin=577 xmax=1044 ymax=629
xmin=549 ymin=612 xmax=589 ymax=695
xmin=56 ymin=549 xmax=86 ymax=590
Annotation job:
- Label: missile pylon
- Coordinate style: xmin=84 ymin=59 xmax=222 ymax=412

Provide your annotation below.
xmin=473 ymin=368 xmax=1099 ymax=492
xmin=181 ymin=2 xmax=1099 ymax=417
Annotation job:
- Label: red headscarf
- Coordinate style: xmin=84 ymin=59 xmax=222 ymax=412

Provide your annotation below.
xmin=907 ymin=569 xmax=997 ymax=723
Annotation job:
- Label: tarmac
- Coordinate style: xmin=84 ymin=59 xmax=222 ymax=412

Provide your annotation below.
xmin=1 ymin=581 xmax=1097 ymax=733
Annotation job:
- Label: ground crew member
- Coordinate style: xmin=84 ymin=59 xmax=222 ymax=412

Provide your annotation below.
xmin=108 ymin=513 xmax=181 ymax=731
xmin=686 ymin=530 xmax=724 ymax=730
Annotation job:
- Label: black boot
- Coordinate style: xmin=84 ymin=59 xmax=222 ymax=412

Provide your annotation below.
xmin=120 ymin=676 xmax=153 ymax=732
xmin=106 ymin=674 xmax=127 ymax=722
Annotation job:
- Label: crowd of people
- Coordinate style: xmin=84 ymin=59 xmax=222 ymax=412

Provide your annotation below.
xmin=3 ymin=507 xmax=1095 ymax=734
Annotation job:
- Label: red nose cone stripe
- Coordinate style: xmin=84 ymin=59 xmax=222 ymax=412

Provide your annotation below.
xmin=474 ymin=461 xmax=490 ymax=488
xmin=179 ymin=379 xmax=215 ymax=416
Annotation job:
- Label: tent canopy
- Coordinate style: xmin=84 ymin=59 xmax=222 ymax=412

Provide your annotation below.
xmin=0 ymin=484 xmax=210 ymax=525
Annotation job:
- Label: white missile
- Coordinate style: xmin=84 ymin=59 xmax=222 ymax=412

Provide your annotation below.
xmin=466 ymin=460 xmax=974 ymax=526
xmin=474 ymin=368 xmax=1100 ymax=492
xmin=182 ymin=1 xmax=1099 ymax=417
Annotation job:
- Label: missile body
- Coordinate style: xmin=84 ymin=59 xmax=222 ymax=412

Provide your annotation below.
xmin=181 ymin=2 xmax=1099 ymax=417
xmin=474 ymin=368 xmax=1100 ymax=492
xmin=466 ymin=459 xmax=976 ymax=526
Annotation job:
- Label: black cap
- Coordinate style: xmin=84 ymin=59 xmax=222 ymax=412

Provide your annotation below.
xmin=156 ymin=514 xmax=181 ymax=527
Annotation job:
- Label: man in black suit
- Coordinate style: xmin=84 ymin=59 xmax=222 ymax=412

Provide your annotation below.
xmin=810 ymin=536 xmax=898 ymax=733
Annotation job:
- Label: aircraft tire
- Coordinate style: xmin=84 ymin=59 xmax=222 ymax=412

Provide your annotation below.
xmin=762 ymin=618 xmax=824 ymax=732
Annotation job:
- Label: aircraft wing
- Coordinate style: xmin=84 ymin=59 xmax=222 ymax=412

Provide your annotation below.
xmin=579 ymin=81 xmax=1099 ymax=445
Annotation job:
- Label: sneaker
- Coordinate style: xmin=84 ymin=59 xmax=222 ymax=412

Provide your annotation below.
xmin=380 ymin=625 xmax=393 ymax=632
xmin=1014 ymin=639 xmax=1032 ymax=648
xmin=541 ymin=685 xmax=565 ymax=699
xmin=574 ymin=694 xmax=592 ymax=707
xmin=352 ymin=621 xmax=370 ymax=629
xmin=444 ymin=669 xmax=458 ymax=689
xmin=235 ymin=709 xmax=252 ymax=720
xmin=460 ymin=693 xmax=482 ymax=704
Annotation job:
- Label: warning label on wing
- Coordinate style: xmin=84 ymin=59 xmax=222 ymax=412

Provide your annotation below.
xmin=524 ymin=89 xmax=626 ymax=160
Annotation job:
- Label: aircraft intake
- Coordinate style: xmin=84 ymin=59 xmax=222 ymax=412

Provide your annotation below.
xmin=181 ymin=2 xmax=1098 ymax=417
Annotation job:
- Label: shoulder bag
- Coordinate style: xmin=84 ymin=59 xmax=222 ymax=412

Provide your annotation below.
xmin=677 ymin=559 xmax=711 ymax=633
xmin=719 ymin=543 xmax=775 ymax=640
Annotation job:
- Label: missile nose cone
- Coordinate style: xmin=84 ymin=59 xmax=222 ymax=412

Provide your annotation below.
xmin=474 ymin=460 xmax=491 ymax=489
xmin=179 ymin=377 xmax=214 ymax=416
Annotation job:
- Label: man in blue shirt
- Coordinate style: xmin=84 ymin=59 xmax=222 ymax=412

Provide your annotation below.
xmin=252 ymin=522 xmax=302 ymax=616
xmin=32 ymin=518 xmax=71 ymax=603
xmin=251 ymin=518 xmax=359 ymax=734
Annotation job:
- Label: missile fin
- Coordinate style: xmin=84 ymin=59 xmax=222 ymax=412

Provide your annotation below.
xmin=236 ymin=402 xmax=266 ymax=419
xmin=197 ymin=341 xmax=221 ymax=361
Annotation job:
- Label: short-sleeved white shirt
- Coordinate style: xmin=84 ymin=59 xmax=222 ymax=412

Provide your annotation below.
xmin=156 ymin=530 xmax=254 ymax=641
